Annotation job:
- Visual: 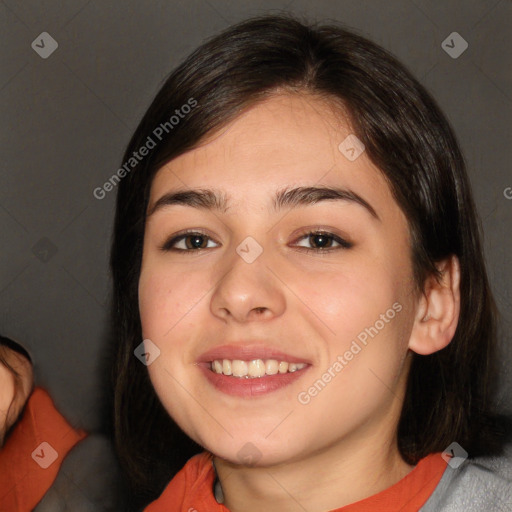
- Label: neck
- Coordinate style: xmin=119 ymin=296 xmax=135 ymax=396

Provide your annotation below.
xmin=214 ymin=420 xmax=413 ymax=512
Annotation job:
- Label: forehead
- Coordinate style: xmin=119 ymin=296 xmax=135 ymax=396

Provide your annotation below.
xmin=149 ymin=93 xmax=396 ymax=217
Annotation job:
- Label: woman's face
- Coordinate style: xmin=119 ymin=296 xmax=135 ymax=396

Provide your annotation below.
xmin=139 ymin=93 xmax=419 ymax=466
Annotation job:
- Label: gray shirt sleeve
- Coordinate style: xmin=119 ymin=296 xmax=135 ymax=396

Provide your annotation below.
xmin=421 ymin=445 xmax=512 ymax=512
xmin=33 ymin=434 xmax=127 ymax=512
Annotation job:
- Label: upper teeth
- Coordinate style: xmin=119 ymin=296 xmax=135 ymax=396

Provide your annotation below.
xmin=211 ymin=359 xmax=307 ymax=378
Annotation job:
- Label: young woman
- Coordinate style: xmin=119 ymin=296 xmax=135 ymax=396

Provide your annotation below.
xmin=110 ymin=15 xmax=512 ymax=511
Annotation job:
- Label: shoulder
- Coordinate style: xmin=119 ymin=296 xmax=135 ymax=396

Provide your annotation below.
xmin=34 ymin=434 xmax=127 ymax=511
xmin=421 ymin=444 xmax=512 ymax=511
xmin=144 ymin=451 xmax=217 ymax=511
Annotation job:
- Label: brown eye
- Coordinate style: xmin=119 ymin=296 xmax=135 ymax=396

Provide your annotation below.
xmin=294 ymin=231 xmax=352 ymax=252
xmin=161 ymin=231 xmax=219 ymax=252
xmin=308 ymin=233 xmax=334 ymax=249
xmin=183 ymin=234 xmax=208 ymax=249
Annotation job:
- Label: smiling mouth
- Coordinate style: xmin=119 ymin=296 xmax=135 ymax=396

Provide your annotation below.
xmin=209 ymin=359 xmax=308 ymax=378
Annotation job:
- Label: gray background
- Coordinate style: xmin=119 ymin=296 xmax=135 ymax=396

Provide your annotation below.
xmin=1 ymin=1 xmax=511 ymax=433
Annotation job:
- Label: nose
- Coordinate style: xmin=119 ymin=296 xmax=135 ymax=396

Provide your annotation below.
xmin=210 ymin=247 xmax=286 ymax=324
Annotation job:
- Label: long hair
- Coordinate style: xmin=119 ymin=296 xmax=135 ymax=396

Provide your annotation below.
xmin=109 ymin=14 xmax=510 ymax=507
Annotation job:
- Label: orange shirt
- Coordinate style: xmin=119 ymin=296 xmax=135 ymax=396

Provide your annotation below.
xmin=145 ymin=450 xmax=448 ymax=512
xmin=0 ymin=387 xmax=87 ymax=511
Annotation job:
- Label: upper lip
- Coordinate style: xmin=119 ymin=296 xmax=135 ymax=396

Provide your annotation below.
xmin=197 ymin=343 xmax=311 ymax=364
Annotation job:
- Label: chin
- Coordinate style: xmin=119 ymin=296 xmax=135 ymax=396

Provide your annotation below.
xmin=203 ymin=434 xmax=305 ymax=468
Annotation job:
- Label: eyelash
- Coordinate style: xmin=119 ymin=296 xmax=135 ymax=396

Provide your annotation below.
xmin=160 ymin=229 xmax=353 ymax=254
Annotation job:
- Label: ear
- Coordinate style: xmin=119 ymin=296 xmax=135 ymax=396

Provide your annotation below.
xmin=408 ymin=255 xmax=461 ymax=355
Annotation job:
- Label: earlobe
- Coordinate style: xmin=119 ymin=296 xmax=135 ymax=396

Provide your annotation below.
xmin=408 ymin=256 xmax=461 ymax=356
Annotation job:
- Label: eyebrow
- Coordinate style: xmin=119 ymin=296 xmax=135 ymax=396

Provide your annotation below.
xmin=147 ymin=185 xmax=379 ymax=220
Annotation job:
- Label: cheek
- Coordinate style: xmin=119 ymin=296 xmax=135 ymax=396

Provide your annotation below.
xmin=0 ymin=363 xmax=16 ymax=419
xmin=292 ymin=253 xmax=405 ymax=350
xmin=295 ymin=306 xmax=411 ymax=435
xmin=138 ymin=261 xmax=210 ymax=433
xmin=138 ymin=260 xmax=208 ymax=340
xmin=291 ymin=253 xmax=412 ymax=394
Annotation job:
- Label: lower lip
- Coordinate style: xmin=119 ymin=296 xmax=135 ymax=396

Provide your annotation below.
xmin=198 ymin=364 xmax=310 ymax=397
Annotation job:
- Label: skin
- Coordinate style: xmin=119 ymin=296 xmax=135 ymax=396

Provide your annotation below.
xmin=0 ymin=346 xmax=34 ymax=447
xmin=139 ymin=93 xmax=460 ymax=512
